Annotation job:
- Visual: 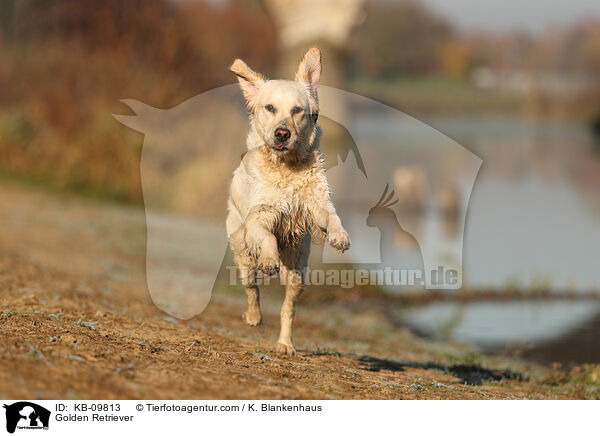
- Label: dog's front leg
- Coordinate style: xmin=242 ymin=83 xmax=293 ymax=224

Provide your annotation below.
xmin=311 ymin=201 xmax=350 ymax=254
xmin=244 ymin=206 xmax=280 ymax=275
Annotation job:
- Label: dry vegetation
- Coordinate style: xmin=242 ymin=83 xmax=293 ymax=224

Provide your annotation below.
xmin=0 ymin=0 xmax=276 ymax=202
xmin=1 ymin=181 xmax=599 ymax=399
xmin=0 ymin=0 xmax=598 ymax=203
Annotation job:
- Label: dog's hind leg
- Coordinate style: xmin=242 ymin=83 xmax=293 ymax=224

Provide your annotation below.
xmin=276 ymin=265 xmax=303 ymax=355
xmin=229 ymin=218 xmax=263 ymax=327
xmin=232 ymin=240 xmax=262 ymax=326
xmin=237 ymin=258 xmax=262 ymax=327
xmin=276 ymin=238 xmax=309 ymax=356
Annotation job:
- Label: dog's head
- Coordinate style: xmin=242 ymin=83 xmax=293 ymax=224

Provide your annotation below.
xmin=230 ymin=47 xmax=321 ymax=158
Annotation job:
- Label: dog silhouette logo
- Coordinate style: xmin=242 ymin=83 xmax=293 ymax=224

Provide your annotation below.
xmin=3 ymin=402 xmax=50 ymax=433
xmin=114 ymin=84 xmax=481 ymax=318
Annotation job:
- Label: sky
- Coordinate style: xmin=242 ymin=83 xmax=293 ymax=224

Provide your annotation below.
xmin=420 ymin=0 xmax=600 ymax=32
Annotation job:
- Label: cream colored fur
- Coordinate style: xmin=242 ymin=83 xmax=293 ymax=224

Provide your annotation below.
xmin=226 ymin=47 xmax=350 ymax=355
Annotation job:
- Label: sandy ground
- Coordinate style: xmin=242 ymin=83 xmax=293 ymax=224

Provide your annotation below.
xmin=0 ymin=181 xmax=591 ymax=399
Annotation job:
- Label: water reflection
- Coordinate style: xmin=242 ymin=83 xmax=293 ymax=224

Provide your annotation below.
xmin=397 ymin=299 xmax=600 ymax=364
xmin=347 ymin=114 xmax=600 ymax=293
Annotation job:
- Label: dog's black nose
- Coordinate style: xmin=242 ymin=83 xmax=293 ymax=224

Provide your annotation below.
xmin=274 ymin=128 xmax=291 ymax=142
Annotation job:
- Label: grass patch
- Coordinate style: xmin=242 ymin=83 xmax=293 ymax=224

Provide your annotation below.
xmin=349 ymin=75 xmax=524 ymax=114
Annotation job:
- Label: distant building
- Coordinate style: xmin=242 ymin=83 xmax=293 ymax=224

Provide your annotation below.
xmin=472 ymin=66 xmax=594 ymax=96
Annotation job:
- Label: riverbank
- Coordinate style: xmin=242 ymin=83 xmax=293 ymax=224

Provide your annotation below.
xmin=1 ymin=181 xmax=599 ymax=399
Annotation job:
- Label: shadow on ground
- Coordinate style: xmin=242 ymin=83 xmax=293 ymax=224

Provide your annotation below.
xmin=357 ymin=355 xmax=527 ymax=385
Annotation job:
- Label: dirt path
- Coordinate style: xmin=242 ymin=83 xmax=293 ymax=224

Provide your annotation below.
xmin=0 ymin=182 xmax=587 ymax=399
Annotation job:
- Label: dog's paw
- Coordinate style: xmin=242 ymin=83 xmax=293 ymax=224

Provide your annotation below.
xmin=257 ymin=255 xmax=279 ymax=276
xmin=242 ymin=310 xmax=262 ymax=326
xmin=276 ymin=342 xmax=296 ymax=356
xmin=245 ymin=242 xmax=261 ymax=259
xmin=328 ymin=228 xmax=350 ymax=254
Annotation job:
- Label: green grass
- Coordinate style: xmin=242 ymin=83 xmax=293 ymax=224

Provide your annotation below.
xmin=349 ymin=75 xmax=525 ymax=114
xmin=544 ymin=364 xmax=600 ymax=399
xmin=2 ymin=312 xmax=29 ymax=318
xmin=0 ymin=170 xmax=143 ymax=206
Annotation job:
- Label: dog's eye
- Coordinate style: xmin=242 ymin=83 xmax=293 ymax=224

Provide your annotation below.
xmin=265 ymin=104 xmax=275 ymax=113
xmin=291 ymin=106 xmax=303 ymax=115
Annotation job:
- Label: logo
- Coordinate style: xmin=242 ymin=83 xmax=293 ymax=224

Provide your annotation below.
xmin=3 ymin=402 xmax=50 ymax=434
xmin=114 ymin=85 xmax=481 ymax=319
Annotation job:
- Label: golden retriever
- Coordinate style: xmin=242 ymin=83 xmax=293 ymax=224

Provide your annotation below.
xmin=226 ymin=47 xmax=350 ymax=355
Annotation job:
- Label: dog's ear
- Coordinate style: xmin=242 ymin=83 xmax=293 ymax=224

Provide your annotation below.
xmin=229 ymin=59 xmax=266 ymax=109
xmin=295 ymin=47 xmax=322 ymax=99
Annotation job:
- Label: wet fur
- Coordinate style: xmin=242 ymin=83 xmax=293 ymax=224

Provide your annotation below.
xmin=226 ymin=47 xmax=350 ymax=355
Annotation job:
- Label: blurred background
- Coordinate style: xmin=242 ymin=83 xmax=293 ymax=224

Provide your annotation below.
xmin=2 ymin=0 xmax=599 ymax=201
xmin=2 ymin=0 xmax=600 ymax=367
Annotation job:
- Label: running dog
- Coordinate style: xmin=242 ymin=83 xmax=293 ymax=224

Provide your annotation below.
xmin=226 ymin=47 xmax=350 ymax=355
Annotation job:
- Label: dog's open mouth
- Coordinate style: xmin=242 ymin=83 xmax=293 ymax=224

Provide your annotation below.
xmin=272 ymin=144 xmax=288 ymax=152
